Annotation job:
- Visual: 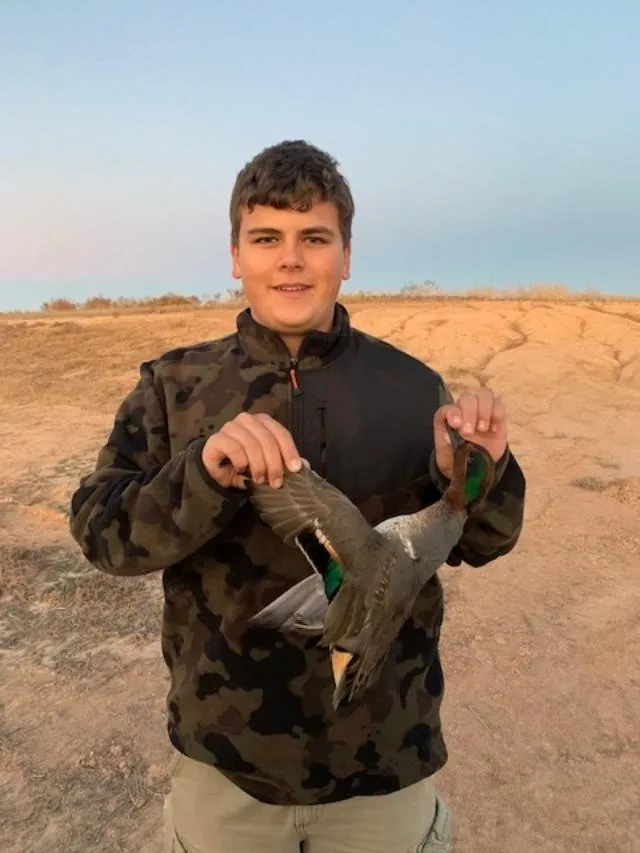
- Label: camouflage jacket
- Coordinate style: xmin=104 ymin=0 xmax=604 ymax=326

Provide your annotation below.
xmin=69 ymin=303 xmax=526 ymax=805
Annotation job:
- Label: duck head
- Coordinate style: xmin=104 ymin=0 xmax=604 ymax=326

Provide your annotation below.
xmin=445 ymin=423 xmax=496 ymax=513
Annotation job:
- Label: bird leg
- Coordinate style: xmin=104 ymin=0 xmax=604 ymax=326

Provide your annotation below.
xmin=330 ymin=646 xmax=353 ymax=686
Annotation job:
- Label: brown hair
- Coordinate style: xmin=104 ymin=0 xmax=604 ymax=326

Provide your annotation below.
xmin=229 ymin=139 xmax=355 ymax=247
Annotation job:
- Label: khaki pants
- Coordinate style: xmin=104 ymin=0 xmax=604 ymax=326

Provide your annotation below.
xmin=163 ymin=750 xmax=451 ymax=853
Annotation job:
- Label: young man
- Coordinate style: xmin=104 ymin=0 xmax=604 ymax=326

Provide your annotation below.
xmin=69 ymin=140 xmax=526 ymax=852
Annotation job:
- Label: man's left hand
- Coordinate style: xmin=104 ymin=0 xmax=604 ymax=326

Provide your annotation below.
xmin=433 ymin=388 xmax=508 ymax=481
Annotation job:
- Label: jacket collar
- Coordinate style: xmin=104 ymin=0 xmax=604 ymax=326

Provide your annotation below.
xmin=235 ymin=302 xmax=352 ymax=369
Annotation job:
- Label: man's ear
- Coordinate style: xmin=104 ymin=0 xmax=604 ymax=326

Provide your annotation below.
xmin=342 ymin=244 xmax=351 ymax=280
xmin=231 ymin=241 xmax=241 ymax=279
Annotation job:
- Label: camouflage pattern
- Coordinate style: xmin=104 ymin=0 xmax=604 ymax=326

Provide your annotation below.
xmin=69 ymin=303 xmax=526 ymax=806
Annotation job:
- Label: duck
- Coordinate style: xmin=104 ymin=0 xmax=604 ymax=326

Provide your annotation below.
xmin=246 ymin=424 xmax=496 ymax=709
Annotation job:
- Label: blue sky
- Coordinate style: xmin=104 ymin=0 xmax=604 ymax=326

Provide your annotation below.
xmin=1 ymin=0 xmax=639 ymax=311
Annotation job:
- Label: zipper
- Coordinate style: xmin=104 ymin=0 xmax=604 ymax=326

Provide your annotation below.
xmin=288 ymin=358 xmax=302 ymax=396
xmin=288 ymin=359 xmax=327 ymax=478
xmin=288 ymin=357 xmax=304 ymax=452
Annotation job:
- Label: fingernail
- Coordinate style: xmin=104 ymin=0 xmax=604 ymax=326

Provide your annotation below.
xmin=478 ymin=420 xmax=486 ymax=432
xmin=272 ymin=478 xmax=282 ymax=488
xmin=452 ymin=415 xmax=462 ymax=426
xmin=289 ymin=458 xmax=302 ymax=472
xmin=491 ymin=424 xmax=498 ymax=433
xmin=256 ymin=475 xmax=265 ymax=485
xmin=463 ymin=422 xmax=474 ymax=435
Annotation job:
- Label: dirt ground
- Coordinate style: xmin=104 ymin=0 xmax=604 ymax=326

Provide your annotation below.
xmin=1 ymin=298 xmax=639 ymax=853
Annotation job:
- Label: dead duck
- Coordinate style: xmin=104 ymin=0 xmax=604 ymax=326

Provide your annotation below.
xmin=247 ymin=425 xmax=496 ymax=709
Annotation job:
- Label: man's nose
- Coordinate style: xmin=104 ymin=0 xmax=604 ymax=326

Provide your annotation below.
xmin=277 ymin=238 xmax=304 ymax=270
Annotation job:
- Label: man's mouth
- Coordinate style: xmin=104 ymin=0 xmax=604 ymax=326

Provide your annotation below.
xmin=273 ymin=284 xmax=312 ymax=293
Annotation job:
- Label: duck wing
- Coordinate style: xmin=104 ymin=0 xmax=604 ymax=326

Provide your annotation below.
xmin=248 ymin=463 xmax=391 ymax=591
xmin=332 ymin=557 xmax=423 ymax=707
xmin=245 ymin=572 xmax=328 ymax=633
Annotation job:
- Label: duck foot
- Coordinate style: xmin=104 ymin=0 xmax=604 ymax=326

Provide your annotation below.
xmin=330 ymin=645 xmax=353 ymax=687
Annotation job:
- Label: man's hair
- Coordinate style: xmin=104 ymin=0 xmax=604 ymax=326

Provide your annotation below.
xmin=229 ymin=139 xmax=355 ymax=247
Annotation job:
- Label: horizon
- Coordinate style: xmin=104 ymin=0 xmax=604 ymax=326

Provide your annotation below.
xmin=4 ymin=282 xmax=639 ymax=318
xmin=1 ymin=1 xmax=639 ymax=312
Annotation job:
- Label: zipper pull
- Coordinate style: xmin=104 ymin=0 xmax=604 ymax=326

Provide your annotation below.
xmin=289 ymin=359 xmax=302 ymax=396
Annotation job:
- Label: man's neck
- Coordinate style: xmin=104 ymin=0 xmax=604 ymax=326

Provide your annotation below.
xmin=281 ymin=334 xmax=303 ymax=358
xmin=236 ymin=303 xmax=348 ymax=367
xmin=249 ymin=311 xmax=336 ymax=359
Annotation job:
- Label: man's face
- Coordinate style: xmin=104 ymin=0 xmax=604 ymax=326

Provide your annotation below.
xmin=231 ymin=201 xmax=351 ymax=343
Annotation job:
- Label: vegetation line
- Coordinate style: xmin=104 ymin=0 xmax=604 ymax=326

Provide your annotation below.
xmin=1 ymin=282 xmax=637 ymax=318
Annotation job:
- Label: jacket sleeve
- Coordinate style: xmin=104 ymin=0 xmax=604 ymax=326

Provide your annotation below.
xmin=428 ymin=378 xmax=526 ymax=568
xmin=69 ymin=361 xmax=248 ymax=576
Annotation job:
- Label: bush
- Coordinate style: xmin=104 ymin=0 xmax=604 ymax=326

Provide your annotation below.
xmin=41 ymin=298 xmax=78 ymax=312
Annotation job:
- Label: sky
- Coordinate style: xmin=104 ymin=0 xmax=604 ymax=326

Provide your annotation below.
xmin=1 ymin=0 xmax=639 ymax=311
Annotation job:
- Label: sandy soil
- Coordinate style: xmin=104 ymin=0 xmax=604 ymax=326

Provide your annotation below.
xmin=1 ymin=298 xmax=639 ymax=853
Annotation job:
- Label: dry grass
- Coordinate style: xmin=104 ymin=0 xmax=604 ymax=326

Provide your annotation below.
xmin=2 ymin=282 xmax=636 ymax=320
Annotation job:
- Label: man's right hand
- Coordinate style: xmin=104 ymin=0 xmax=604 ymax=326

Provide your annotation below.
xmin=201 ymin=412 xmax=302 ymax=490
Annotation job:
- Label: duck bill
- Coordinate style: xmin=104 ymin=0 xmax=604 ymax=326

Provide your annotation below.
xmin=330 ymin=646 xmax=353 ymax=686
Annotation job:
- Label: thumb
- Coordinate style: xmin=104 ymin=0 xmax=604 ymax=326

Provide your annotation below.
xmin=433 ymin=403 xmax=461 ymax=448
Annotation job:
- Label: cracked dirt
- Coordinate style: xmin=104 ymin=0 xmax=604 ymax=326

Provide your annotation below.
xmin=1 ymin=298 xmax=639 ymax=852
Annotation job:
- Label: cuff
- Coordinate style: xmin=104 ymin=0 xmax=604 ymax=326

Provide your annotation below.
xmin=188 ymin=437 xmax=248 ymax=499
